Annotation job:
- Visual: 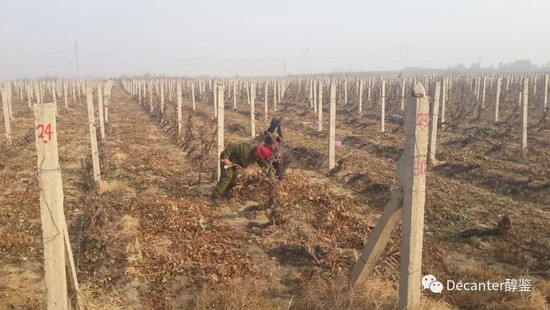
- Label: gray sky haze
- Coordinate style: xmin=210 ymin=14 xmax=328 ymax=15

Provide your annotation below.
xmin=1 ymin=0 xmax=549 ymax=78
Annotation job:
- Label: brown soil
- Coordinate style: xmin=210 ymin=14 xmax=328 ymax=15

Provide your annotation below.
xmin=1 ymin=79 xmax=548 ymax=310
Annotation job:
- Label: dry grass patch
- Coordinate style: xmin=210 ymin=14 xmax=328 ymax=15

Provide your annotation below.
xmin=292 ymin=276 xmax=453 ymax=310
xmin=192 ymin=277 xmax=287 ymax=310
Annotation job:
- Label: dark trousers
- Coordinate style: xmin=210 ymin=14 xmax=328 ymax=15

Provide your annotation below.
xmin=273 ymin=152 xmax=293 ymax=180
xmin=213 ymin=165 xmax=238 ymax=198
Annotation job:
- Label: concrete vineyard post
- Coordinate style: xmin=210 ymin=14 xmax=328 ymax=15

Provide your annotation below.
xmin=400 ymin=78 xmax=406 ymax=110
xmin=233 ymin=81 xmax=237 ymax=110
xmin=2 ymin=88 xmax=11 ymax=145
xmin=521 ymin=77 xmax=529 ymax=156
xmin=104 ymin=83 xmax=110 ymax=124
xmin=149 ymin=85 xmax=153 ymax=112
xmin=318 ymin=81 xmax=323 ymax=131
xmin=398 ymin=84 xmax=430 ymax=310
xmin=274 ymin=80 xmax=278 ymax=110
xmin=440 ymin=77 xmax=446 ymax=124
xmin=217 ymin=85 xmax=225 ymax=181
xmin=177 ymin=82 xmax=183 ymax=136
xmin=350 ymin=84 xmax=430 ymax=309
xmin=214 ymin=81 xmax=218 ymax=118
xmin=86 ymin=87 xmax=101 ymax=182
xmin=309 ymin=80 xmax=314 ymax=109
xmin=34 ymin=103 xmax=69 ymax=310
xmin=97 ymin=87 xmax=106 ymax=140
xmin=381 ymin=80 xmax=386 ymax=132
xmin=19 ymin=82 xmax=23 ymax=102
xmin=191 ymin=82 xmax=196 ymax=111
xmin=246 ymin=81 xmax=250 ymax=105
xmin=481 ymin=76 xmax=487 ymax=109
xmin=544 ymin=74 xmax=549 ymax=110
xmin=160 ymin=82 xmax=165 ymax=114
xmin=328 ymin=82 xmax=336 ymax=170
xmin=313 ymin=80 xmax=317 ymax=113
xmin=476 ymin=76 xmax=480 ymax=101
xmin=250 ymin=82 xmax=256 ymax=137
xmin=428 ymin=82 xmax=441 ymax=165
xmin=277 ymin=80 xmax=281 ymax=105
xmin=63 ymin=82 xmax=68 ymax=109
xmin=367 ymin=78 xmax=371 ymax=102
xmin=344 ymin=78 xmax=348 ymax=105
xmin=51 ymin=83 xmax=57 ymax=109
xmin=358 ymin=79 xmax=363 ymax=114
xmin=495 ymin=77 xmax=502 ymax=123
xmin=264 ymin=81 xmax=268 ymax=121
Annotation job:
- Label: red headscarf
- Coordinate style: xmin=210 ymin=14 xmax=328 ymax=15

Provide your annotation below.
xmin=255 ymin=145 xmax=272 ymax=160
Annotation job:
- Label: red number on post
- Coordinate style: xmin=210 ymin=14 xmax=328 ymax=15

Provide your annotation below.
xmin=36 ymin=123 xmax=53 ymax=143
xmin=44 ymin=123 xmax=53 ymax=141
xmin=36 ymin=124 xmax=44 ymax=139
xmin=416 ymin=113 xmax=430 ymax=127
xmin=414 ymin=159 xmax=427 ymax=176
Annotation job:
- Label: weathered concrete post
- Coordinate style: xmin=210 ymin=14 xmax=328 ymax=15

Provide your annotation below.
xmin=440 ymin=77 xmax=447 ymax=124
xmin=246 ymin=81 xmax=251 ymax=106
xmin=233 ymin=80 xmax=237 ymax=110
xmin=344 ymin=78 xmax=348 ymax=105
xmin=6 ymin=84 xmax=13 ymax=119
xmin=177 ymin=82 xmax=183 ymax=136
xmin=522 ymin=78 xmax=529 ymax=157
xmin=97 ymin=87 xmax=106 ymax=140
xmin=217 ymin=85 xmax=225 ymax=181
xmin=428 ymin=82 xmax=441 ymax=165
xmin=475 ymin=76 xmax=481 ymax=101
xmin=328 ymin=81 xmax=336 ymax=170
xmin=381 ymin=80 xmax=386 ymax=132
xmin=34 ymin=103 xmax=69 ymax=310
xmin=264 ymin=81 xmax=268 ymax=122
xmin=481 ymin=76 xmax=487 ymax=109
xmin=318 ymin=81 xmax=323 ymax=131
xmin=86 ymin=87 xmax=101 ymax=182
xmin=51 ymin=83 xmax=58 ymax=115
xmin=358 ymin=79 xmax=364 ymax=114
xmin=2 ymin=88 xmax=12 ymax=145
xmin=398 ymin=83 xmax=430 ymax=310
xmin=350 ymin=84 xmax=430 ymax=309
xmin=400 ymin=78 xmax=406 ymax=110
xmin=160 ymin=82 xmax=165 ymax=114
xmin=275 ymin=80 xmax=280 ymax=110
xmin=214 ymin=81 xmax=218 ymax=118
xmin=313 ymin=80 xmax=317 ymax=113
xmin=104 ymin=83 xmax=111 ymax=124
xmin=250 ymin=82 xmax=256 ymax=137
xmin=309 ymin=79 xmax=315 ymax=110
xmin=191 ymin=82 xmax=196 ymax=111
xmin=544 ymin=74 xmax=549 ymax=110
xmin=367 ymin=78 xmax=372 ymax=102
xmin=63 ymin=82 xmax=69 ymax=109
xmin=495 ymin=76 xmax=502 ymax=123
xmin=148 ymin=85 xmax=154 ymax=112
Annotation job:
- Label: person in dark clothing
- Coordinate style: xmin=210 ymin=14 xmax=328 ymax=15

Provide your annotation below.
xmin=210 ymin=119 xmax=292 ymax=206
xmin=211 ymin=143 xmax=273 ymax=205
xmin=261 ymin=118 xmax=292 ymax=180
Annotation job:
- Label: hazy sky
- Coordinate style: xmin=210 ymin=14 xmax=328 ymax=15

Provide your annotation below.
xmin=1 ymin=0 xmax=549 ymax=79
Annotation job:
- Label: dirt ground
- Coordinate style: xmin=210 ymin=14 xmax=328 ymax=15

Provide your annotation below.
xmin=0 ymin=78 xmax=548 ymax=310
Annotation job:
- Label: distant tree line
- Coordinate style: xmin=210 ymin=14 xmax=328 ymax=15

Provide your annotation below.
xmin=405 ymin=59 xmax=550 ymax=74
